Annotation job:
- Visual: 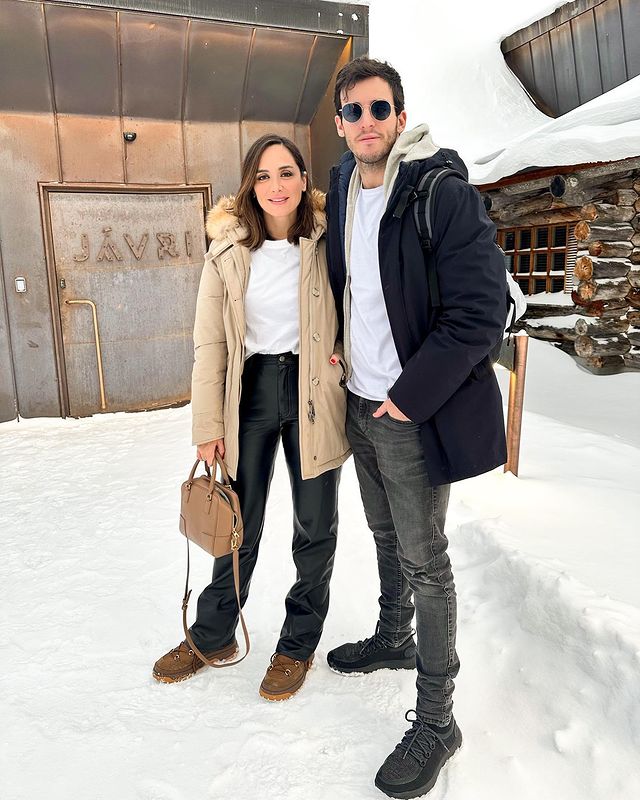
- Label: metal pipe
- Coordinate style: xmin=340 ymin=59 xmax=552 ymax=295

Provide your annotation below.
xmin=65 ymin=299 xmax=107 ymax=410
xmin=504 ymin=335 xmax=529 ymax=477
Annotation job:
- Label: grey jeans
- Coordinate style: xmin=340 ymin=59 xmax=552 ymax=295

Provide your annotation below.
xmin=346 ymin=390 xmax=459 ymax=725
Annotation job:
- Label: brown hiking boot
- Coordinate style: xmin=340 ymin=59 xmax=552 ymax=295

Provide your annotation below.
xmin=152 ymin=639 xmax=238 ymax=683
xmin=258 ymin=652 xmax=314 ymax=701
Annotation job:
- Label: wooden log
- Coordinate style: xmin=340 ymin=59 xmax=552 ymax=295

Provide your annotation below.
xmin=631 ymin=215 xmax=640 ymax=233
xmin=627 ymin=330 xmax=640 ymax=347
xmin=580 ymin=203 xmax=636 ymax=224
xmin=628 ymin=270 xmax=640 ymax=289
xmin=581 ymin=355 xmax=625 ymax=372
xmin=575 ymin=278 xmax=631 ymax=302
xmin=627 ymin=310 xmax=640 ymax=326
xmin=631 ymin=249 xmax=640 ymax=265
xmin=627 ymin=289 xmax=640 ymax=309
xmin=520 ymin=208 xmax=583 ymax=226
xmin=632 ymin=232 xmax=640 ymax=247
xmin=588 ymin=240 xmax=633 ymax=258
xmin=523 ymin=303 xmax=577 ymax=319
xmin=574 ymin=222 xmax=634 ymax=243
xmin=623 ymin=349 xmax=640 ymax=369
xmin=574 ymin=317 xmax=629 ymax=336
xmin=574 ymin=335 xmax=631 ymax=357
xmin=635 ymin=198 xmax=640 ymax=213
xmin=634 ymin=180 xmax=640 ymax=194
xmin=518 ymin=322 xmax=576 ymax=342
xmin=596 ymin=189 xmax=638 ymax=206
xmin=574 ymin=255 xmax=630 ymax=281
xmin=495 ymin=193 xmax=554 ymax=221
xmin=571 ymin=292 xmax=629 ymax=317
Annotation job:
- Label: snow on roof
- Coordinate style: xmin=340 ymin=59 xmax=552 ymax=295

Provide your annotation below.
xmin=340 ymin=0 xmax=639 ymax=184
xmin=472 ymin=75 xmax=640 ymax=185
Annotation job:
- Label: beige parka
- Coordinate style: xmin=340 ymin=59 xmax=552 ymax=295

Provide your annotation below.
xmin=191 ymin=190 xmax=351 ymax=481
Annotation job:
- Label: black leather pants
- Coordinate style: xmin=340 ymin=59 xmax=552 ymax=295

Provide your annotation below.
xmin=189 ymin=353 xmax=341 ymax=660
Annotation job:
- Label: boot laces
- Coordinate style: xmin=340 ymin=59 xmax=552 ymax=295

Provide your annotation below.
xmin=398 ymin=710 xmax=450 ymax=766
xmin=267 ymin=653 xmax=300 ymax=677
xmin=358 ymin=622 xmax=388 ymax=655
xmin=171 ymin=641 xmax=194 ymax=660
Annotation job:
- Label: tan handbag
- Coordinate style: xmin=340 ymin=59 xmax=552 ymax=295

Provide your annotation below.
xmin=179 ymin=455 xmax=250 ymax=667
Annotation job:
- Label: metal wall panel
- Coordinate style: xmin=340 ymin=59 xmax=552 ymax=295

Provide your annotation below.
xmin=294 ymin=125 xmax=312 ymax=178
xmin=120 ymin=13 xmax=186 ymax=119
xmin=503 ymin=0 xmax=640 ymax=116
xmin=241 ymin=121 xmax=296 ymax=162
xmin=530 ymin=34 xmax=558 ymax=116
xmin=296 ymin=35 xmax=347 ymax=124
xmin=47 ymin=189 xmax=207 ymax=415
xmin=310 ymin=39 xmax=350 ymax=193
xmin=244 ymin=29 xmax=314 ymax=122
xmin=185 ymin=22 xmax=253 ymax=123
xmin=184 ymin=121 xmax=241 ymax=196
xmin=621 ymin=0 xmax=640 ymax=77
xmin=39 ymin=0 xmax=368 ymax=38
xmin=594 ymin=0 xmax=628 ymax=92
xmin=45 ymin=5 xmax=119 ymax=116
xmin=0 ymin=249 xmax=18 ymax=422
xmin=572 ymin=10 xmax=603 ymax=104
xmin=549 ymin=22 xmax=579 ymax=115
xmin=57 ymin=115 xmax=125 ymax=183
xmin=505 ymin=44 xmax=536 ymax=99
xmin=122 ymin=119 xmax=186 ymax=183
xmin=0 ymin=113 xmax=61 ymax=417
xmin=0 ymin=0 xmax=52 ymax=113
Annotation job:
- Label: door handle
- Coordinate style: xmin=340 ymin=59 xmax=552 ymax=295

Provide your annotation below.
xmin=65 ymin=299 xmax=107 ymax=410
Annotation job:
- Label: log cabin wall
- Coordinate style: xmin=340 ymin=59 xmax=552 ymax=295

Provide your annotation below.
xmin=480 ymin=157 xmax=640 ymax=373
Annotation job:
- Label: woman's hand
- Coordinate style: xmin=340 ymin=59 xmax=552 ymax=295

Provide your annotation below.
xmin=197 ymin=438 xmax=225 ymax=466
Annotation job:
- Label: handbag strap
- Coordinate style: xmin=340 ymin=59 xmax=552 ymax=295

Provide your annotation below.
xmin=180 ymin=467 xmax=250 ymax=669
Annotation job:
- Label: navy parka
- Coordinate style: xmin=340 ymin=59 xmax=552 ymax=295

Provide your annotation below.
xmin=326 ymin=147 xmax=508 ymax=486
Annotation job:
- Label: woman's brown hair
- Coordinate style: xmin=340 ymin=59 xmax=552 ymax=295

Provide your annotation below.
xmin=235 ymin=134 xmax=315 ymax=250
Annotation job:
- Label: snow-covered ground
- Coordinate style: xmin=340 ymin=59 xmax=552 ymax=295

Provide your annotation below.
xmin=2 ymin=339 xmax=639 ymax=800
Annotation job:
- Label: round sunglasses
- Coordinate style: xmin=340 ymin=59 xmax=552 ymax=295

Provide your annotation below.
xmin=338 ymin=99 xmax=394 ymax=124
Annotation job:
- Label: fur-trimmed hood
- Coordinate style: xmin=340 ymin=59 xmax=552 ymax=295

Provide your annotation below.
xmin=205 ymin=188 xmax=326 ymax=244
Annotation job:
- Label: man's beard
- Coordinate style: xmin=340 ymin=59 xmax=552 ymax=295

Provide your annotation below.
xmin=353 ymin=133 xmax=397 ymax=167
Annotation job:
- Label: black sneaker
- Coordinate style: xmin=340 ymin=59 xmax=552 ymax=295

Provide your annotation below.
xmin=327 ymin=627 xmax=416 ymax=674
xmin=375 ymin=711 xmax=462 ymax=799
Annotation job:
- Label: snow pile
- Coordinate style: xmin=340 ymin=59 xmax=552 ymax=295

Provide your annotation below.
xmin=2 ymin=338 xmax=640 ymax=799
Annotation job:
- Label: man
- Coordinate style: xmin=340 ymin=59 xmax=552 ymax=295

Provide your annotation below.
xmin=325 ymin=57 xmax=507 ymax=798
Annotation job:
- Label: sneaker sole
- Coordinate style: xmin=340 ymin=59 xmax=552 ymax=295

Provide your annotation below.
xmin=374 ymin=738 xmax=462 ymax=799
xmin=328 ymin=657 xmax=416 ymax=676
xmin=152 ymin=645 xmax=239 ymax=683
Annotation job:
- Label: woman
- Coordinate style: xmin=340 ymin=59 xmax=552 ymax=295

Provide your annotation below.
xmin=153 ymin=134 xmax=350 ymax=700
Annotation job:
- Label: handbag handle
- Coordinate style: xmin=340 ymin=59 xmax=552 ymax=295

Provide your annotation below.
xmin=180 ymin=457 xmax=250 ymax=668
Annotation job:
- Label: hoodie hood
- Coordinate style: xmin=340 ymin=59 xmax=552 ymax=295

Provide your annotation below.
xmin=205 ymin=188 xmax=326 ymax=244
xmin=382 ymin=123 xmax=440 ymax=198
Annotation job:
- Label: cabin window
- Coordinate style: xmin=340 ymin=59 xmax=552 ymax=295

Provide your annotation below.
xmin=498 ymin=223 xmax=577 ymax=295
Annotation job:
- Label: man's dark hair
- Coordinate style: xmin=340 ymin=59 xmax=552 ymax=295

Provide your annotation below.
xmin=333 ymin=57 xmax=405 ymax=115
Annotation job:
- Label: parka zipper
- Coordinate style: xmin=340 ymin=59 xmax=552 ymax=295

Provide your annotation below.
xmin=307 ymin=241 xmax=317 ymax=424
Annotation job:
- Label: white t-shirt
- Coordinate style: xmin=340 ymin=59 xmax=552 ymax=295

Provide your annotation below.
xmin=348 ymin=185 xmax=402 ymax=401
xmin=244 ymin=239 xmax=300 ymax=358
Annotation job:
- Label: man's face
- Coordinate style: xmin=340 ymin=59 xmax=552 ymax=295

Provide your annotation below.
xmin=335 ymin=76 xmax=407 ymax=167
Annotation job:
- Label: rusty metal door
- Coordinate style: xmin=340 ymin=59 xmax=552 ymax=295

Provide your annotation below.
xmin=44 ymin=187 xmax=209 ymax=416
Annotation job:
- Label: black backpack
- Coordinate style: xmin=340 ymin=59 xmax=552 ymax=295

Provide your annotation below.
xmin=392 ymin=167 xmax=518 ymax=366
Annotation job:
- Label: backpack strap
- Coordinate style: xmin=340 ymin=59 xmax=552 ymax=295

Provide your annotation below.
xmin=413 ymin=168 xmax=467 ymax=309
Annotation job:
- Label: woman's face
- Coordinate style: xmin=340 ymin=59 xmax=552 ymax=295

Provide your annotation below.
xmin=253 ymin=144 xmax=307 ymax=226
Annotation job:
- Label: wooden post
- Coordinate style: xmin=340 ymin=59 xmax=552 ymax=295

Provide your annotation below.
xmin=504 ymin=335 xmax=529 ymax=477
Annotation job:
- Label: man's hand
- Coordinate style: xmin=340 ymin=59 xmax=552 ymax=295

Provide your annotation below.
xmin=373 ymin=398 xmax=411 ymax=422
